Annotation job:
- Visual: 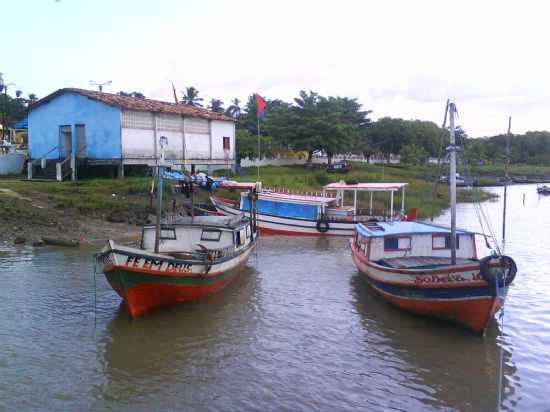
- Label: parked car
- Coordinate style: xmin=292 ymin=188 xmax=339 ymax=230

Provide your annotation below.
xmin=327 ymin=161 xmax=352 ymax=173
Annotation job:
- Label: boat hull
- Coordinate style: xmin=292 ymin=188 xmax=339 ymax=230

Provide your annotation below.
xmin=351 ymin=244 xmax=505 ymax=334
xmin=98 ymin=242 xmax=255 ymax=317
xmin=211 ymin=196 xmax=356 ymax=237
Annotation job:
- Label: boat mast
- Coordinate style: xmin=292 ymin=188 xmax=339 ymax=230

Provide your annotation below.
xmin=502 ymin=116 xmax=511 ymax=244
xmin=154 ymin=136 xmax=168 ymax=253
xmin=449 ymin=102 xmax=457 ymax=265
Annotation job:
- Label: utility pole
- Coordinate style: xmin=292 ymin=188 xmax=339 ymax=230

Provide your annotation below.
xmin=89 ymin=80 xmax=112 ymax=92
xmin=0 ymin=74 xmax=16 ymax=142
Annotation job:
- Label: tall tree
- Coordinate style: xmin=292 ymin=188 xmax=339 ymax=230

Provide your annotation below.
xmin=181 ymin=86 xmax=204 ymax=107
xmin=226 ymin=98 xmax=242 ymax=119
xmin=208 ymin=98 xmax=225 ymax=113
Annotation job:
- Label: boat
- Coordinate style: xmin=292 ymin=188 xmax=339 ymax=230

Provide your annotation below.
xmin=537 ymin=185 xmax=550 ymax=195
xmin=211 ymin=181 xmax=409 ymax=236
xmin=0 ymin=140 xmax=25 ymax=176
xmin=95 ymin=138 xmax=258 ymax=317
xmin=350 ymin=102 xmax=518 ymax=334
xmin=96 ymin=214 xmax=257 ymax=317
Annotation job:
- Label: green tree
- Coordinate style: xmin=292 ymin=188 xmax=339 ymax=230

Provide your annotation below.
xmin=400 ymin=143 xmax=428 ymax=165
xmin=225 ymin=98 xmax=242 ymax=119
xmin=235 ymin=129 xmax=273 ymax=162
xmin=208 ymin=98 xmax=224 ymax=113
xmin=181 ymin=87 xmax=204 ymax=107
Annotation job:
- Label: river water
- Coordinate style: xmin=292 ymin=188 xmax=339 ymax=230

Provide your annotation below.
xmin=0 ymin=184 xmax=548 ymax=412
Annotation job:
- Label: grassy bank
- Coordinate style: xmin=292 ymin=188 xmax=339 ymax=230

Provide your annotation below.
xmin=3 ymin=160 xmax=546 ymax=244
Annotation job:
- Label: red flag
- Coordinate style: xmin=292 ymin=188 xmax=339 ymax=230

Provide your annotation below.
xmin=255 ymin=94 xmax=266 ymax=120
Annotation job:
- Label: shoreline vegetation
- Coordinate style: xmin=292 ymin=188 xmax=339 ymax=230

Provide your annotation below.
xmin=1 ymin=162 xmax=549 ymax=246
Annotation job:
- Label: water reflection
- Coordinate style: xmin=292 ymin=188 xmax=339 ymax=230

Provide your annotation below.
xmin=350 ymin=274 xmax=518 ymax=411
xmin=96 ymin=267 xmax=261 ymax=410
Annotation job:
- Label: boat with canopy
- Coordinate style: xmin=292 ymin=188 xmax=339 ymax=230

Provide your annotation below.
xmin=350 ymin=102 xmax=518 ymax=334
xmin=211 ymin=181 xmax=409 ymax=236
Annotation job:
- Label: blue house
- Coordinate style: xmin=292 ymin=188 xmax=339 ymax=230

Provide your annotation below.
xmin=27 ymin=88 xmax=236 ymax=180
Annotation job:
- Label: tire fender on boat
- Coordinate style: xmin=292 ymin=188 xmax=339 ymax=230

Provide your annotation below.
xmin=316 ymin=219 xmax=330 ymax=233
xmin=479 ymin=255 xmax=517 ymax=288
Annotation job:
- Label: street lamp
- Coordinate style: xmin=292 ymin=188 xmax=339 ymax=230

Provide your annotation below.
xmin=89 ymin=80 xmax=112 ymax=92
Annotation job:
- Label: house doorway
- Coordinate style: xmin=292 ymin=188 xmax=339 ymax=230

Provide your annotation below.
xmin=76 ymin=124 xmax=86 ymax=158
xmin=60 ymin=125 xmax=72 ymax=158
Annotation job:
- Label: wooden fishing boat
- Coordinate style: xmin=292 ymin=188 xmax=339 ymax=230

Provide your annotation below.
xmin=97 ymin=214 xmax=257 ymax=317
xmin=350 ymin=221 xmax=516 ymax=333
xmin=350 ymin=102 xmax=518 ymax=334
xmin=96 ymin=136 xmax=258 ymax=317
xmin=211 ymin=182 xmax=409 ymax=236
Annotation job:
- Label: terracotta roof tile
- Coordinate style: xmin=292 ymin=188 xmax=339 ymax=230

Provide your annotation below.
xmin=30 ymin=88 xmax=234 ymax=122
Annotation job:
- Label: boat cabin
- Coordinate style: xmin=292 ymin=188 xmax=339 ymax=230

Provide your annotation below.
xmin=354 ymin=221 xmax=477 ymax=266
xmin=141 ymin=215 xmax=254 ymax=256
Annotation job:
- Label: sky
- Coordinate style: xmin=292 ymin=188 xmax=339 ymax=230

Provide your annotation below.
xmin=2 ymin=0 xmax=550 ymax=137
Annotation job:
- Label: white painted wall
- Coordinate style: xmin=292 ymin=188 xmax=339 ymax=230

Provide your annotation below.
xmin=211 ymin=120 xmax=234 ymax=160
xmin=120 ymin=109 xmax=235 ymax=164
xmin=368 ymin=234 xmax=475 ymax=261
xmin=121 ymin=128 xmax=155 ymax=159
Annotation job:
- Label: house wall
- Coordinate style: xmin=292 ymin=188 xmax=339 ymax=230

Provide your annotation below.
xmin=120 ymin=109 xmax=235 ymax=165
xmin=28 ymin=92 xmax=121 ymax=160
xmin=211 ymin=120 xmax=234 ymax=160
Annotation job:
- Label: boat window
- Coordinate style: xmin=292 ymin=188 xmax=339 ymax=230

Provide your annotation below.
xmin=239 ymin=229 xmax=246 ymax=245
xmin=246 ymin=225 xmax=251 ymax=239
xmin=201 ymin=229 xmax=222 ymax=241
xmin=432 ymin=234 xmax=460 ymax=250
xmin=384 ymin=236 xmax=411 ymax=251
xmin=160 ymin=228 xmax=176 ymax=240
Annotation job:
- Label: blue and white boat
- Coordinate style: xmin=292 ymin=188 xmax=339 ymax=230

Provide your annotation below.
xmin=211 ymin=182 xmax=409 ymax=236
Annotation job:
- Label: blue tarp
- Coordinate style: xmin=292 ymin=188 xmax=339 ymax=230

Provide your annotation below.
xmin=241 ymin=196 xmax=319 ymax=219
xmin=161 ymin=170 xmax=226 ymax=190
xmin=14 ymin=116 xmax=28 ymax=129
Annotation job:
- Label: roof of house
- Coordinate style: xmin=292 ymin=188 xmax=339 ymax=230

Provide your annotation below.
xmin=29 ymin=88 xmax=234 ymax=122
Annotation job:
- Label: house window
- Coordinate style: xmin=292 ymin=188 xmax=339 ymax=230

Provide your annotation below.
xmin=384 ymin=236 xmax=411 ymax=251
xmin=223 ymin=136 xmax=230 ymax=150
xmin=201 ymin=229 xmax=221 ymax=241
xmin=160 ymin=228 xmax=176 ymax=240
xmin=432 ymin=234 xmax=460 ymax=250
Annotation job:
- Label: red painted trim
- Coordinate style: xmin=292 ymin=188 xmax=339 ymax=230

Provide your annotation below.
xmin=371 ymin=285 xmax=499 ymax=333
xmin=109 ymin=260 xmax=248 ymax=317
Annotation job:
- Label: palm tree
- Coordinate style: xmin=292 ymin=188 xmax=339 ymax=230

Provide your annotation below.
xmin=181 ymin=86 xmax=204 ymax=107
xmin=225 ymin=98 xmax=242 ymax=119
xmin=15 ymin=90 xmax=23 ymax=98
xmin=208 ymin=98 xmax=224 ymax=113
xmin=28 ymin=93 xmax=38 ymax=103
